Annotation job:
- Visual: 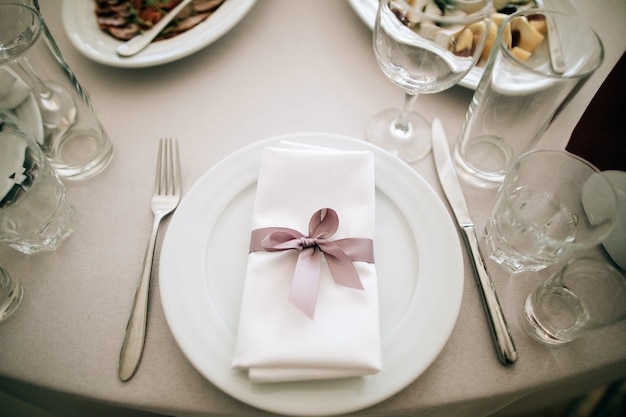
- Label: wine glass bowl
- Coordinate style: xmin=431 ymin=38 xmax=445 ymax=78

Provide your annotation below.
xmin=367 ymin=0 xmax=492 ymax=162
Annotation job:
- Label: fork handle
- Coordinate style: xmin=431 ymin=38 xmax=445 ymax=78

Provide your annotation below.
xmin=119 ymin=214 xmax=163 ymax=381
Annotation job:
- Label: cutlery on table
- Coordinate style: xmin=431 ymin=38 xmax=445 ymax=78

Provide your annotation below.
xmin=116 ymin=0 xmax=193 ymax=57
xmin=119 ymin=138 xmax=182 ymax=381
xmin=431 ymin=118 xmax=518 ymax=365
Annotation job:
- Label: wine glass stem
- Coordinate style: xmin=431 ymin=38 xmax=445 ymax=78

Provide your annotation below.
xmin=14 ymin=58 xmax=55 ymax=101
xmin=11 ymin=57 xmax=77 ymax=133
xmin=395 ymin=92 xmax=419 ymax=134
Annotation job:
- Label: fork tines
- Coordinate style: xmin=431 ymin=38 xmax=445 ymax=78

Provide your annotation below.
xmin=156 ymin=138 xmax=181 ymax=197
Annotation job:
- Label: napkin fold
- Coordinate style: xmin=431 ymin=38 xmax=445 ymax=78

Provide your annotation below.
xmin=231 ymin=145 xmax=382 ymax=383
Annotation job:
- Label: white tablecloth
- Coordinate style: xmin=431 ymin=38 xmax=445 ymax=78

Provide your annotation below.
xmin=1 ymin=1 xmax=625 ymax=416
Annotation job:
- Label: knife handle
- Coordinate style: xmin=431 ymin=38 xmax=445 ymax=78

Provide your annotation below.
xmin=461 ymin=225 xmax=518 ymax=365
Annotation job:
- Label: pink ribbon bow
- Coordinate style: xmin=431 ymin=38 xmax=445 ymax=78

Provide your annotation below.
xmin=249 ymin=208 xmax=374 ymax=319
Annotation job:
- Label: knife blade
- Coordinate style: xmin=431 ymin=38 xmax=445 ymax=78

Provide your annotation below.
xmin=431 ymin=118 xmax=518 ymax=365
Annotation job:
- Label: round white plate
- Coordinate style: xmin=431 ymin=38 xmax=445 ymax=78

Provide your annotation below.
xmin=159 ymin=132 xmax=464 ymax=416
xmin=62 ymin=0 xmax=256 ymax=68
xmin=347 ymin=0 xmax=579 ymax=90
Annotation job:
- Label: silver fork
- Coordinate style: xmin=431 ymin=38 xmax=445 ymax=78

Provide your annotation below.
xmin=119 ymin=138 xmax=181 ymax=381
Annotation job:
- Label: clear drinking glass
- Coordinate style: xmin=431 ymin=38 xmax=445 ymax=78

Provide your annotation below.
xmin=452 ymin=9 xmax=604 ymax=188
xmin=0 ymin=109 xmax=75 ymax=253
xmin=485 ymin=149 xmax=619 ymax=273
xmin=367 ymin=0 xmax=492 ymax=162
xmin=521 ymin=257 xmax=626 ymax=345
xmin=0 ymin=4 xmax=113 ymax=180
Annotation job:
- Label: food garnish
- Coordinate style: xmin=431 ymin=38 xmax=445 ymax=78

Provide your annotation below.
xmin=392 ymin=0 xmax=540 ymax=65
xmin=94 ymin=0 xmax=227 ymax=41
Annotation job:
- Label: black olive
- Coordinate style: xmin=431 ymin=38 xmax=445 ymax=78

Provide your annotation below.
xmin=499 ymin=5 xmax=518 ymax=14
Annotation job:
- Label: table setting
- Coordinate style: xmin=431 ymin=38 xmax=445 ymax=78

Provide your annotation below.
xmin=1 ymin=1 xmax=625 ymax=417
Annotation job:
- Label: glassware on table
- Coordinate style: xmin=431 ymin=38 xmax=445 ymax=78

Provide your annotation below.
xmin=521 ymin=257 xmax=626 ymax=345
xmin=367 ymin=0 xmax=492 ymax=162
xmin=484 ymin=149 xmax=619 ymax=274
xmin=0 ymin=4 xmax=113 ymax=180
xmin=0 ymin=266 xmax=23 ymax=322
xmin=452 ymin=9 xmax=604 ymax=188
xmin=0 ymin=109 xmax=75 ymax=254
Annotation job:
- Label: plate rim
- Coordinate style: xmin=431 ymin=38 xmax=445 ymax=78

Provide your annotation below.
xmin=159 ymin=132 xmax=464 ymax=416
xmin=61 ymin=0 xmax=257 ymax=68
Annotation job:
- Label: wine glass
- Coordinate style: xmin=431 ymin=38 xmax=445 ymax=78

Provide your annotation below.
xmin=367 ymin=0 xmax=493 ymax=162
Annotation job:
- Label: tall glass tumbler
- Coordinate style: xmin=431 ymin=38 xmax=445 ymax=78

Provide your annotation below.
xmin=452 ymin=9 xmax=604 ymax=188
xmin=0 ymin=4 xmax=113 ymax=180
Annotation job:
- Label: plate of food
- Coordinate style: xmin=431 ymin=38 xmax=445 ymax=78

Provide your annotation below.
xmin=62 ymin=0 xmax=257 ymax=68
xmin=347 ymin=0 xmax=579 ymax=89
xmin=159 ymin=132 xmax=464 ymax=416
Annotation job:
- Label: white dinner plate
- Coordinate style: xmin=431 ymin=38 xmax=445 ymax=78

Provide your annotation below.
xmin=159 ymin=132 xmax=464 ymax=416
xmin=62 ymin=0 xmax=257 ymax=68
xmin=347 ymin=0 xmax=579 ymax=90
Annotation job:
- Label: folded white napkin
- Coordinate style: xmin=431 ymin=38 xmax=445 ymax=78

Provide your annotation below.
xmin=231 ymin=145 xmax=382 ymax=383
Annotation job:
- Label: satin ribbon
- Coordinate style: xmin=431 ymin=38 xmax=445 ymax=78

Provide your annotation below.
xmin=249 ymin=208 xmax=374 ymax=319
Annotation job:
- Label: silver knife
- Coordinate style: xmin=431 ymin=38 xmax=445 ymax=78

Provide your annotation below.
xmin=431 ymin=118 xmax=518 ymax=365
